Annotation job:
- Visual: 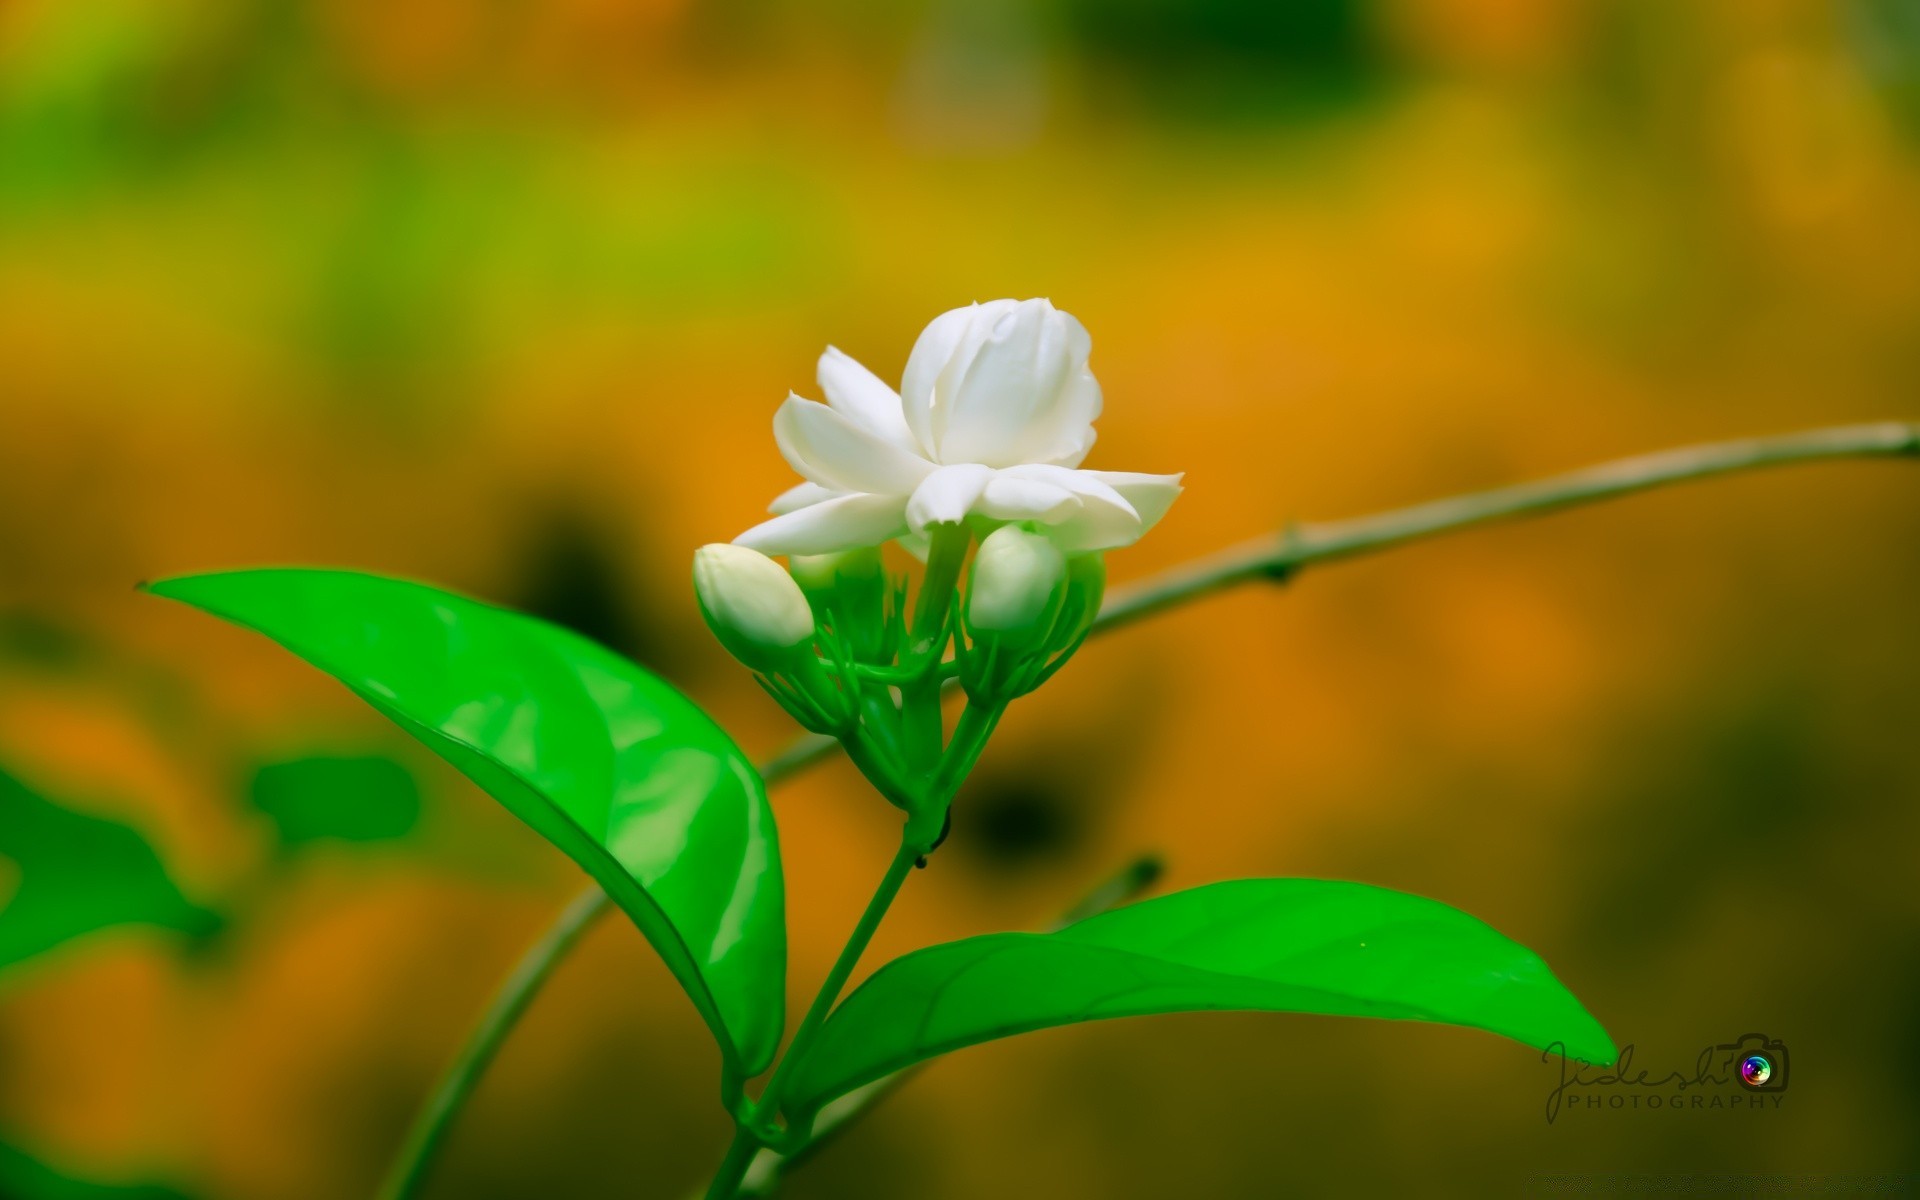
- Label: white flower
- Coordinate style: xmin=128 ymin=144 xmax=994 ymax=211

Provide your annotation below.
xmin=734 ymin=299 xmax=1183 ymax=557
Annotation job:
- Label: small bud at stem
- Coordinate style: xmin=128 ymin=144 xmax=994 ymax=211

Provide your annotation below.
xmin=694 ymin=544 xmax=816 ymax=671
xmin=967 ymin=526 xmax=1065 ymax=644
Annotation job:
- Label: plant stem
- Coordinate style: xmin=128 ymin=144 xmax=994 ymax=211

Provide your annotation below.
xmin=1095 ymin=420 xmax=1920 ymax=635
xmin=933 ymin=701 xmax=1003 ymax=803
xmin=381 ymin=419 xmax=1918 ymax=1195
xmin=753 ymin=839 xmax=922 ymax=1114
xmin=911 ymin=523 xmax=970 ymax=648
xmin=374 ymin=886 xmax=608 ymax=1200
xmin=721 ymin=853 xmax=1168 ymax=1198
xmin=705 ymin=837 xmax=924 ymax=1200
xmin=901 ymin=525 xmax=971 ymax=773
xmin=703 ymin=1127 xmax=763 ymax=1200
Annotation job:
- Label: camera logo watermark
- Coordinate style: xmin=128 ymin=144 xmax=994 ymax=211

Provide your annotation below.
xmin=1542 ymin=1033 xmax=1788 ymax=1124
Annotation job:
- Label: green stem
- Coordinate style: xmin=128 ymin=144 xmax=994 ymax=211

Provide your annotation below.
xmin=381 ymin=419 xmax=1919 ymax=1196
xmin=754 ymin=838 xmax=922 ymax=1117
xmin=705 ymin=835 xmax=923 ymax=1200
xmin=910 ymin=523 xmax=970 ymax=649
xmin=1095 ymin=420 xmax=1920 ymax=635
xmin=891 ymin=523 xmax=968 ymax=782
xmin=375 ymin=886 xmax=609 ymax=1200
xmin=900 ymin=674 xmax=943 ymax=781
xmin=756 ymin=733 xmax=838 ymax=785
xmin=842 ymin=723 xmax=909 ymax=810
xmin=723 ymin=853 xmax=1167 ymax=1198
xmin=933 ymin=701 xmax=1003 ymax=802
xmin=703 ymin=1127 xmax=762 ymax=1200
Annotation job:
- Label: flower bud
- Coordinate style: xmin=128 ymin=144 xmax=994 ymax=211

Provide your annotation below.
xmin=1050 ymin=553 xmax=1106 ymax=652
xmin=693 ymin=544 xmax=815 ymax=671
xmin=789 ymin=546 xmax=881 ymax=608
xmin=790 ymin=547 xmax=889 ymax=659
xmin=967 ymin=526 xmax=1066 ymax=646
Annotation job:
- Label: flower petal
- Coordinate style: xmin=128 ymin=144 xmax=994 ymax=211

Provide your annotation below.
xmin=1047 ymin=470 xmax=1184 ymax=553
xmin=906 ymin=463 xmax=996 ymax=533
xmin=901 ymin=300 xmax=1018 ymax=459
xmin=735 ymin=492 xmax=911 ymax=556
xmin=1088 ymin=470 xmax=1183 ymax=529
xmin=774 ymin=394 xmax=934 ymax=495
xmin=941 ymin=299 xmax=1083 ymax=467
xmin=769 ymin=481 xmax=839 ymax=515
xmin=977 ymin=474 xmax=1082 ymax=523
xmin=1023 ymin=369 xmax=1102 ymax=467
xmin=1002 ymin=463 xmax=1138 ymax=521
xmin=818 ymin=347 xmax=919 ymax=454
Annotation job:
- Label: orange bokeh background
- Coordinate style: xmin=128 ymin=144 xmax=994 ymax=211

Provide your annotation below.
xmin=3 ymin=0 xmax=1918 ymax=1195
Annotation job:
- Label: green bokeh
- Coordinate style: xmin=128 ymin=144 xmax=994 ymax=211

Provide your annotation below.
xmin=248 ymin=753 xmax=421 ymax=849
xmin=0 ymin=766 xmax=220 ymax=975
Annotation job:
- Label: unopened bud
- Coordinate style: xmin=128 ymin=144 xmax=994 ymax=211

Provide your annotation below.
xmin=790 ymin=547 xmax=882 ymax=608
xmin=790 ymin=546 xmax=889 ymax=659
xmin=1052 ymin=553 xmax=1106 ymax=651
xmin=694 ymin=544 xmax=815 ymax=671
xmin=967 ymin=526 xmax=1066 ymax=645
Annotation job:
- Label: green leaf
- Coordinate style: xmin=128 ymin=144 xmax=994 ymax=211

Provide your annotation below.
xmin=248 ymin=753 xmax=422 ymax=848
xmin=147 ymin=568 xmax=786 ymax=1074
xmin=0 ymin=1139 xmax=192 ymax=1200
xmin=787 ymin=878 xmax=1613 ymax=1116
xmin=0 ymin=766 xmax=220 ymax=974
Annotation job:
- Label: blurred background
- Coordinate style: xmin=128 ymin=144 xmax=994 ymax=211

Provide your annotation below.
xmin=3 ymin=0 xmax=1919 ymax=1195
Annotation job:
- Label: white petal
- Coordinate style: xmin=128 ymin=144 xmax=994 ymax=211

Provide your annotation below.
xmin=1002 ymin=463 xmax=1138 ymax=521
xmin=817 ymin=347 xmax=919 ymax=454
xmin=941 ymin=299 xmax=1080 ymax=467
xmin=1089 ymin=470 xmax=1183 ymax=528
xmin=773 ymin=394 xmax=933 ymax=495
xmin=905 ymin=463 xmax=995 ymax=533
xmin=1002 ymin=464 xmax=1139 ymax=551
xmin=1048 ymin=470 xmax=1184 ymax=553
xmin=900 ymin=300 xmax=1018 ymax=459
xmin=1024 ymin=369 xmax=1102 ymax=467
xmin=768 ymin=481 xmax=838 ymax=515
xmin=900 ymin=305 xmax=977 ymax=456
xmin=734 ymin=492 xmax=911 ymax=556
xmin=977 ymin=474 xmax=1081 ymax=523
xmin=1037 ymin=501 xmax=1140 ymax=553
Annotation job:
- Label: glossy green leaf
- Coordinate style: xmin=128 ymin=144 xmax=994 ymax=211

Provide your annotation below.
xmin=787 ymin=878 xmax=1614 ymax=1116
xmin=248 ymin=753 xmax=422 ymax=848
xmin=148 ymin=568 xmax=785 ymax=1073
xmin=0 ymin=766 xmax=220 ymax=974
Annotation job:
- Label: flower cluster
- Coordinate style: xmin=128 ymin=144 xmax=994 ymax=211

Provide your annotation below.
xmin=694 ymin=299 xmax=1180 ymax=848
xmin=734 ymin=298 xmax=1182 ymax=558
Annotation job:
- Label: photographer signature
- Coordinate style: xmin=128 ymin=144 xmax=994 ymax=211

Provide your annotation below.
xmin=1543 ymin=1042 xmax=1729 ymax=1124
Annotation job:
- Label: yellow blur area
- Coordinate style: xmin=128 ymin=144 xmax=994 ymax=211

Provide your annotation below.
xmin=2 ymin=0 xmax=1918 ymax=1196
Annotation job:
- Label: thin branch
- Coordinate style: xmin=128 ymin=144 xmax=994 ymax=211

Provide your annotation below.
xmin=380 ymin=420 xmax=1918 ymax=1198
xmin=1095 ymin=420 xmax=1920 ymax=633
xmin=375 ymin=886 xmax=609 ymax=1200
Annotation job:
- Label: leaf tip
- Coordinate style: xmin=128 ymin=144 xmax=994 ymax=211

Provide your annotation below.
xmin=139 ymin=573 xmax=201 ymax=603
xmin=1564 ymin=1023 xmax=1620 ymax=1070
